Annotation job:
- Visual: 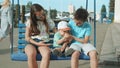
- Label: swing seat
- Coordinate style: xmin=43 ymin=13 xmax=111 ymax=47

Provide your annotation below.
xmin=11 ymin=23 xmax=90 ymax=61
xmin=11 ymin=51 xmax=89 ymax=61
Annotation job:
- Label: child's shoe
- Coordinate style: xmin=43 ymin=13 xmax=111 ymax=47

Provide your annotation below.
xmin=65 ymin=48 xmax=75 ymax=56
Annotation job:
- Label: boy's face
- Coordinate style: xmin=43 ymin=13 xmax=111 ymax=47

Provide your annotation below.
xmin=59 ymin=29 xmax=69 ymax=36
xmin=74 ymin=19 xmax=83 ymax=26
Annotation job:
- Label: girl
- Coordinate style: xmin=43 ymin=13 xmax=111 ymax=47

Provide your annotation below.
xmin=25 ymin=4 xmax=55 ymax=68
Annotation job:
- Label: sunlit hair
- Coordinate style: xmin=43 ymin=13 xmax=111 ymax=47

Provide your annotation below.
xmin=74 ymin=8 xmax=88 ymax=22
xmin=2 ymin=0 xmax=10 ymax=8
xmin=30 ymin=4 xmax=49 ymax=36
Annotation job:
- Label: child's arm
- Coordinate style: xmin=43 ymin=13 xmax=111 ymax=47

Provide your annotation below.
xmin=61 ymin=42 xmax=68 ymax=52
xmin=64 ymin=33 xmax=73 ymax=43
xmin=57 ymin=37 xmax=66 ymax=45
xmin=72 ymin=36 xmax=90 ymax=44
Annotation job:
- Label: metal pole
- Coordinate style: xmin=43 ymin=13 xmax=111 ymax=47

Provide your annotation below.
xmin=17 ymin=0 xmax=20 ymax=22
xmin=11 ymin=0 xmax=14 ymax=54
xmin=94 ymin=0 xmax=96 ymax=47
xmin=86 ymin=0 xmax=88 ymax=10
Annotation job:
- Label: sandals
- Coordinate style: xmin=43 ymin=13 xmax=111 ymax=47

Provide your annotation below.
xmin=52 ymin=49 xmax=63 ymax=56
xmin=65 ymin=48 xmax=75 ymax=56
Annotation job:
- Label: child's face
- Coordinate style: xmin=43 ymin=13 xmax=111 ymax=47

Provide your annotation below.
xmin=35 ymin=10 xmax=45 ymax=21
xmin=59 ymin=29 xmax=69 ymax=36
xmin=74 ymin=19 xmax=83 ymax=26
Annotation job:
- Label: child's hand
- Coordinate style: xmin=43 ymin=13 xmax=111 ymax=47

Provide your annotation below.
xmin=64 ymin=33 xmax=70 ymax=39
xmin=37 ymin=41 xmax=45 ymax=46
xmin=45 ymin=44 xmax=52 ymax=47
xmin=37 ymin=41 xmax=51 ymax=46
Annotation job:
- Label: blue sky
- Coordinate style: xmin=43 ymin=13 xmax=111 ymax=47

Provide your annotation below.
xmin=0 ymin=0 xmax=110 ymax=13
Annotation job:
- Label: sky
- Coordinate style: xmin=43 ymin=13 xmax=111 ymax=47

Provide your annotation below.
xmin=0 ymin=0 xmax=110 ymax=14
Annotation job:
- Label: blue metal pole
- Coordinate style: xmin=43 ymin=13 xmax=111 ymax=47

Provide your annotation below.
xmin=86 ymin=0 xmax=88 ymax=10
xmin=94 ymin=0 xmax=96 ymax=47
xmin=11 ymin=0 xmax=14 ymax=54
xmin=17 ymin=0 xmax=20 ymax=22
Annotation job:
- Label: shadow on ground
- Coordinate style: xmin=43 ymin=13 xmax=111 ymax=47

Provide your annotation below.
xmin=0 ymin=48 xmax=10 ymax=55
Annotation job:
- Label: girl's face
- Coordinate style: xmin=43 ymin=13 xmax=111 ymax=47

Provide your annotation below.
xmin=35 ymin=10 xmax=45 ymax=21
xmin=74 ymin=19 xmax=83 ymax=26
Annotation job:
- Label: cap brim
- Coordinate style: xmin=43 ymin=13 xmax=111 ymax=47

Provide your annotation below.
xmin=62 ymin=27 xmax=70 ymax=31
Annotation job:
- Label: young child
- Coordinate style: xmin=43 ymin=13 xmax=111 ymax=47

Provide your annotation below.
xmin=52 ymin=21 xmax=73 ymax=56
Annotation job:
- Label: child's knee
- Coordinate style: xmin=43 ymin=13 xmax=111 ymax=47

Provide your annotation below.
xmin=89 ymin=50 xmax=97 ymax=57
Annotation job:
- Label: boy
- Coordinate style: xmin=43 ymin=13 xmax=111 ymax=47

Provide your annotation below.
xmin=67 ymin=8 xmax=98 ymax=68
xmin=52 ymin=21 xmax=73 ymax=56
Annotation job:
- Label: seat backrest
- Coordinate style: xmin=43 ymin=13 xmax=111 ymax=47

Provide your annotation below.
xmin=17 ymin=23 xmax=55 ymax=53
xmin=18 ymin=23 xmax=26 ymax=52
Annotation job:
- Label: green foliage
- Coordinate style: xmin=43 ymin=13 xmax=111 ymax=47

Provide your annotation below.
xmin=0 ymin=5 xmax=1 ymax=8
xmin=109 ymin=0 xmax=115 ymax=21
xmin=26 ymin=1 xmax=32 ymax=9
xmin=62 ymin=12 xmax=70 ymax=17
xmin=26 ymin=1 xmax=32 ymax=12
xmin=101 ymin=4 xmax=107 ymax=18
xmin=50 ymin=9 xmax=57 ymax=19
xmin=21 ymin=5 xmax=25 ymax=23
xmin=14 ymin=4 xmax=20 ymax=27
xmin=109 ymin=0 xmax=115 ymax=12
xmin=101 ymin=5 xmax=106 ymax=12
xmin=80 ymin=6 xmax=83 ymax=9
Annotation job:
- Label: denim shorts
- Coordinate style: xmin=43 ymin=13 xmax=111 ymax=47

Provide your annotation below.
xmin=27 ymin=38 xmax=51 ymax=53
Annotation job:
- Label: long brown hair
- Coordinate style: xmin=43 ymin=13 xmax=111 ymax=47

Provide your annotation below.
xmin=30 ymin=4 xmax=49 ymax=36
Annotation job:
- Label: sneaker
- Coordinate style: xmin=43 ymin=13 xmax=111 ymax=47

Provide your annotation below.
xmin=65 ymin=48 xmax=75 ymax=56
xmin=52 ymin=49 xmax=63 ymax=56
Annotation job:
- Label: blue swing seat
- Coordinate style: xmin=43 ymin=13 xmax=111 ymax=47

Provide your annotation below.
xmin=11 ymin=23 xmax=90 ymax=61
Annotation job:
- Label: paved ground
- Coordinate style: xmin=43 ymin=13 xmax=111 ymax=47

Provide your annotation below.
xmin=0 ymin=22 xmax=120 ymax=68
xmin=99 ymin=23 xmax=120 ymax=67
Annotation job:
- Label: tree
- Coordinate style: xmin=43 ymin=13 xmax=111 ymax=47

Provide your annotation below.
xmin=26 ymin=1 xmax=32 ymax=8
xmin=80 ymin=6 xmax=83 ymax=9
xmin=21 ymin=5 xmax=25 ymax=23
xmin=101 ymin=4 xmax=107 ymax=18
xmin=50 ymin=9 xmax=57 ymax=19
xmin=14 ymin=4 xmax=20 ymax=27
xmin=26 ymin=1 xmax=32 ymax=13
xmin=0 ymin=5 xmax=1 ymax=8
xmin=109 ymin=0 xmax=115 ymax=21
xmin=109 ymin=0 xmax=115 ymax=13
xmin=62 ymin=11 xmax=70 ymax=17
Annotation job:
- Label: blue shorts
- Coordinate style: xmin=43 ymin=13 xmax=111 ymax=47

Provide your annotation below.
xmin=27 ymin=38 xmax=51 ymax=53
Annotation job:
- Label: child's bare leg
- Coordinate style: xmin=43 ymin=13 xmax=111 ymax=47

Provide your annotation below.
xmin=55 ymin=48 xmax=61 ymax=51
xmin=61 ymin=43 xmax=68 ymax=52
xmin=52 ymin=48 xmax=62 ymax=56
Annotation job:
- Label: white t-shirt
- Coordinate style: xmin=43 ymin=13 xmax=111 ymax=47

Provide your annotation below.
xmin=26 ymin=17 xmax=55 ymax=42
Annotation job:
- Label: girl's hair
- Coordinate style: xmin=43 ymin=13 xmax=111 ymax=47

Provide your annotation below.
xmin=30 ymin=4 xmax=49 ymax=36
xmin=74 ymin=8 xmax=88 ymax=22
xmin=2 ymin=0 xmax=10 ymax=8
